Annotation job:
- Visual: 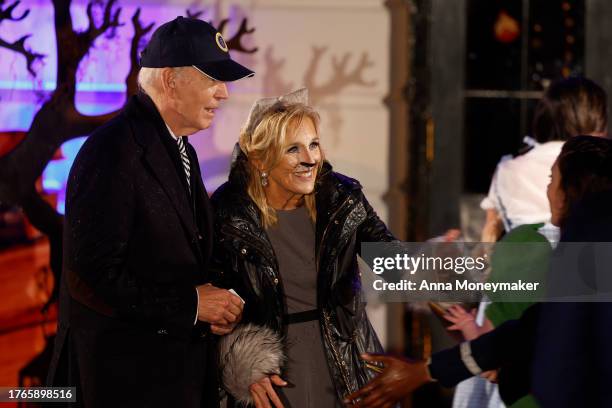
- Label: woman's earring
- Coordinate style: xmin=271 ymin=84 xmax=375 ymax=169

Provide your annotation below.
xmin=261 ymin=171 xmax=269 ymax=187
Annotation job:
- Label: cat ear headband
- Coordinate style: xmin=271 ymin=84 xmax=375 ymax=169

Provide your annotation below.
xmin=242 ymin=88 xmax=309 ymax=138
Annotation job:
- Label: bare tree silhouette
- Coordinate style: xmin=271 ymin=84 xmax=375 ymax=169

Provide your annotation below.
xmin=304 ymin=46 xmax=376 ymax=105
xmin=218 ymin=17 xmax=258 ymax=54
xmin=302 ymin=46 xmax=377 ymax=146
xmin=0 ymin=0 xmax=257 ymax=307
xmin=0 ymin=0 xmax=45 ymax=75
xmin=262 ymin=46 xmax=294 ymax=96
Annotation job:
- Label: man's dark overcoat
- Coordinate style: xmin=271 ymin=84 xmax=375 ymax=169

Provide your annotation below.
xmin=47 ymin=93 xmax=219 ymax=408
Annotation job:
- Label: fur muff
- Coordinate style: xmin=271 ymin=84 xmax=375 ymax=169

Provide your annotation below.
xmin=218 ymin=323 xmax=285 ymax=404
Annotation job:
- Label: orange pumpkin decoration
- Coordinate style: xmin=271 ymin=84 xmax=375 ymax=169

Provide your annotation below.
xmin=494 ymin=10 xmax=521 ymax=43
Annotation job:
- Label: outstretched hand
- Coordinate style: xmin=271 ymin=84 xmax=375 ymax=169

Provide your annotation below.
xmin=250 ymin=374 xmax=287 ymax=408
xmin=443 ymin=305 xmax=494 ymax=341
xmin=344 ymin=354 xmax=432 ymax=408
xmin=443 ymin=305 xmax=479 ymax=340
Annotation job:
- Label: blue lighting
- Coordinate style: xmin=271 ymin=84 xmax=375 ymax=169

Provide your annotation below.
xmin=1 ymin=1 xmax=226 ymax=216
xmin=42 ymin=137 xmax=88 ymax=215
xmin=0 ymin=80 xmax=126 ymax=92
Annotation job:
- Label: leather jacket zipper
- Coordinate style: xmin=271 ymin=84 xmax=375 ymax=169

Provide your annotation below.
xmin=220 ymin=223 xmax=287 ymax=328
xmin=316 ymin=195 xmax=352 ymax=267
xmin=322 ymin=308 xmax=353 ymax=396
xmin=316 ymin=195 xmax=354 ymax=397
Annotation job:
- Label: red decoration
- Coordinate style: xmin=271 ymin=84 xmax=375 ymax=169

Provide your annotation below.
xmin=0 ymin=131 xmax=63 ymax=159
xmin=0 ymin=131 xmax=26 ymax=157
xmin=494 ymin=10 xmax=521 ymax=43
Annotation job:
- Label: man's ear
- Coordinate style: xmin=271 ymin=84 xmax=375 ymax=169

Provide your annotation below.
xmin=160 ymin=68 xmax=176 ymax=95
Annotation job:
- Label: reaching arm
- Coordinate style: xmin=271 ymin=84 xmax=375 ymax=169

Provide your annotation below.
xmin=356 ymin=193 xmax=396 ymax=247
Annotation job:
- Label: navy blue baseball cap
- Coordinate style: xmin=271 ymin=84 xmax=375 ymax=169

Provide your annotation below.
xmin=140 ymin=16 xmax=255 ymax=82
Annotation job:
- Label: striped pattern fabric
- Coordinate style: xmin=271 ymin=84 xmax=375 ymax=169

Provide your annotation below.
xmin=176 ymin=136 xmax=191 ymax=193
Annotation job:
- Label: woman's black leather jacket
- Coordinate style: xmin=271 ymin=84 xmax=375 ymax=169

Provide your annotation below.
xmin=211 ymin=152 xmax=396 ymax=401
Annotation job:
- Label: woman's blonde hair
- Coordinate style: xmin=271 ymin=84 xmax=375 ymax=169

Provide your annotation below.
xmin=239 ymin=102 xmax=323 ymax=228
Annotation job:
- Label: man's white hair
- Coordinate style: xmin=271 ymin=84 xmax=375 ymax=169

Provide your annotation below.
xmin=137 ymin=66 xmax=191 ymax=96
xmin=137 ymin=67 xmax=161 ymax=96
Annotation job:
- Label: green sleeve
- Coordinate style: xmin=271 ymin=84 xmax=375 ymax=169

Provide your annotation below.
xmin=485 ymin=224 xmax=551 ymax=326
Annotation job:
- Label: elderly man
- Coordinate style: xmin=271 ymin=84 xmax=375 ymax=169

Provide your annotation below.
xmin=47 ymin=17 xmax=253 ymax=407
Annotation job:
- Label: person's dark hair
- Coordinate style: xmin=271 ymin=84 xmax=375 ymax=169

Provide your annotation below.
xmin=557 ymin=135 xmax=612 ymax=214
xmin=532 ymin=77 xmax=608 ymax=143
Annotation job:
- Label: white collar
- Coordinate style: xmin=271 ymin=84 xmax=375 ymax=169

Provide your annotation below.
xmin=165 ymin=123 xmax=180 ymax=140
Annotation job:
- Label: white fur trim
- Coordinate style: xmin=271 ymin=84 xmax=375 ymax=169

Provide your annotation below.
xmin=218 ymin=323 xmax=285 ymax=404
xmin=460 ymin=341 xmax=482 ymax=375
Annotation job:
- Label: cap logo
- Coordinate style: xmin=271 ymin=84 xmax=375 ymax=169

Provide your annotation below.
xmin=216 ymin=33 xmax=229 ymax=52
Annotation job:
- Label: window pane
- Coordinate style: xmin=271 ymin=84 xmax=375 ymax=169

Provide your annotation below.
xmin=466 ymin=0 xmax=523 ymax=90
xmin=464 ymin=98 xmax=523 ymax=193
xmin=528 ymin=0 xmax=585 ymax=90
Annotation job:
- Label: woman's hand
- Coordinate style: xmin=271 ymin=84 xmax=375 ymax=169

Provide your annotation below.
xmin=249 ymin=374 xmax=287 ymax=408
xmin=443 ymin=305 xmax=479 ymax=341
xmin=344 ymin=354 xmax=432 ymax=408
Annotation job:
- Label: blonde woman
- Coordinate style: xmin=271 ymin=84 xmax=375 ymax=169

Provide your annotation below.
xmin=211 ymin=89 xmax=395 ymax=408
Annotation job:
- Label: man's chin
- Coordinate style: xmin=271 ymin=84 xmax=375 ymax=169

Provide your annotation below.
xmin=195 ymin=120 xmax=213 ymax=132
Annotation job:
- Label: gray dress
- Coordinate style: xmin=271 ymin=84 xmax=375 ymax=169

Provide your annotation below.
xmin=267 ymin=206 xmax=339 ymax=408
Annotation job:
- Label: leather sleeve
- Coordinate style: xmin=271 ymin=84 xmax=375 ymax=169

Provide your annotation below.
xmin=356 ymin=193 xmax=396 ymax=247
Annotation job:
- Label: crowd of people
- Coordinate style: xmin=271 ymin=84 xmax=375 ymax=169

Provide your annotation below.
xmin=343 ymin=80 xmax=612 ymax=408
xmin=46 ymin=16 xmax=612 ymax=408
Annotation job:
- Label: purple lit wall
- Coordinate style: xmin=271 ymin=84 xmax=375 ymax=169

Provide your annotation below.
xmin=1 ymin=0 xmax=393 ymax=345
xmin=2 ymin=0 xmax=391 ymax=226
xmin=0 ymin=1 xmax=250 ymax=213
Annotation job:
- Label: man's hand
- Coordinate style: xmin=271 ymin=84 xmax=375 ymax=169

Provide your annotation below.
xmin=196 ymin=284 xmax=243 ymax=331
xmin=249 ymin=374 xmax=287 ymax=408
xmin=210 ymin=321 xmax=241 ymax=335
xmin=344 ymin=354 xmax=432 ymax=408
